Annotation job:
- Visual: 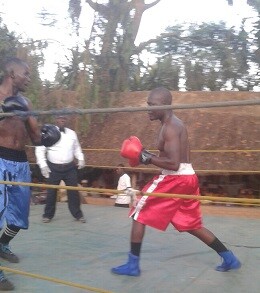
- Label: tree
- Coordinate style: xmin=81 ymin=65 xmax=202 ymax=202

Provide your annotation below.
xmin=0 ymin=17 xmax=20 ymax=71
xmin=0 ymin=17 xmax=46 ymax=105
xmin=68 ymin=0 xmax=161 ymax=101
xmin=146 ymin=21 xmax=259 ymax=91
xmin=66 ymin=0 xmax=259 ymax=94
xmin=17 ymin=40 xmax=48 ymax=106
xmin=139 ymin=55 xmax=180 ymax=90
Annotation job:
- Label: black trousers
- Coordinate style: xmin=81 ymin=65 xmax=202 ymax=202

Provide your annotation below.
xmin=43 ymin=162 xmax=83 ymax=220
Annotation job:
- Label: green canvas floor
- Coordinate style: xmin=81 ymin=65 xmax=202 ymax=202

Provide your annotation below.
xmin=1 ymin=203 xmax=259 ymax=293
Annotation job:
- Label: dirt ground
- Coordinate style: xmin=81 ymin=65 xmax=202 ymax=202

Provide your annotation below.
xmin=201 ymin=204 xmax=260 ymax=219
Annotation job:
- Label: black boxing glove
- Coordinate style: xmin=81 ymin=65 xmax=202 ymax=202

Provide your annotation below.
xmin=2 ymin=95 xmax=29 ymax=113
xmin=41 ymin=124 xmax=61 ymax=147
xmin=139 ymin=149 xmax=155 ymax=165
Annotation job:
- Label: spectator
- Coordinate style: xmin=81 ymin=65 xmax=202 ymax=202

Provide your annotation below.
xmin=215 ymin=185 xmax=228 ymax=197
xmin=238 ymin=185 xmax=254 ymax=199
xmin=114 ymin=164 xmax=132 ymax=208
xmin=200 ymin=182 xmax=210 ymax=196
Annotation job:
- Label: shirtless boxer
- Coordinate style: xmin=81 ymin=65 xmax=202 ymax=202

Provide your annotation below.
xmin=111 ymin=87 xmax=241 ymax=277
xmin=0 ymin=57 xmax=60 ymax=290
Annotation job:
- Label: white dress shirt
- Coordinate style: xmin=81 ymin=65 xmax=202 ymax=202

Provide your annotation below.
xmin=35 ymin=127 xmax=85 ymax=169
xmin=115 ymin=173 xmax=131 ymax=205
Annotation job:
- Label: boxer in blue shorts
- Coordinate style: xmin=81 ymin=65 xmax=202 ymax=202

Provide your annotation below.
xmin=0 ymin=57 xmax=60 ymax=290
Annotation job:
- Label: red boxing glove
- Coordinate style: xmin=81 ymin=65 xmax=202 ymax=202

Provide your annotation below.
xmin=120 ymin=136 xmax=143 ymax=161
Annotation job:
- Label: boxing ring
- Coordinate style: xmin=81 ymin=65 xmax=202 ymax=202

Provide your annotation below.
xmin=0 ymin=99 xmax=259 ymax=292
xmin=0 ymin=202 xmax=259 ymax=293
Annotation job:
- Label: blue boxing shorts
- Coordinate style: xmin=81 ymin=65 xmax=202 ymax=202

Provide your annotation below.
xmin=0 ymin=147 xmax=31 ymax=229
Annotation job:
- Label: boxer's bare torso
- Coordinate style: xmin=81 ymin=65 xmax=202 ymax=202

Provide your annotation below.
xmin=157 ymin=113 xmax=190 ymax=163
xmin=0 ymin=92 xmax=31 ymax=150
xmin=147 ymin=88 xmax=190 ymax=171
xmin=0 ymin=88 xmax=41 ymax=150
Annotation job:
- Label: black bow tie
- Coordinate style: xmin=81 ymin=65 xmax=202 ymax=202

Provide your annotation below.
xmin=59 ymin=127 xmax=65 ymax=133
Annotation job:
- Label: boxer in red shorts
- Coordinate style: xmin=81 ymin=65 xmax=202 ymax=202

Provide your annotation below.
xmin=111 ymin=87 xmax=241 ymax=277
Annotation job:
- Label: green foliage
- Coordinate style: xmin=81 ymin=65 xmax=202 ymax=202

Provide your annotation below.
xmin=0 ymin=19 xmax=18 ymax=55
xmin=25 ymin=55 xmax=43 ymax=107
xmin=145 ymin=21 xmax=259 ymax=91
xmin=138 ymin=56 xmax=180 ymax=90
xmin=64 ymin=1 xmax=259 ymax=94
xmin=0 ymin=17 xmax=20 ymax=79
xmin=66 ymin=0 xmax=163 ymax=97
xmin=0 ymin=17 xmax=45 ymax=105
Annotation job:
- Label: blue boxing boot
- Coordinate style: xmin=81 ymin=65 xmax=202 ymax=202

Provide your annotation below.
xmin=215 ymin=250 xmax=241 ymax=272
xmin=111 ymin=253 xmax=141 ymax=276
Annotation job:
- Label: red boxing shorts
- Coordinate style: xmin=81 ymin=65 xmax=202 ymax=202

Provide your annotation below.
xmin=129 ymin=163 xmax=202 ymax=232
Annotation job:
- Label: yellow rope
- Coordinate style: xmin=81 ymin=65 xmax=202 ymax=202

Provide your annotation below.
xmin=27 ymin=162 xmax=260 ymax=174
xmin=191 ymin=149 xmax=260 ymax=153
xmin=83 ymin=192 xmax=260 ymax=206
xmin=78 ymin=165 xmax=259 ymax=174
xmin=79 ymin=148 xmax=260 ymax=153
xmin=1 ymin=180 xmax=259 ymax=205
xmin=0 ymin=266 xmax=112 ymax=293
xmin=26 ymin=145 xmax=260 ymax=173
xmin=84 ymin=165 xmax=259 ymax=174
xmin=26 ymin=145 xmax=260 ymax=153
xmin=193 ymin=169 xmax=260 ymax=174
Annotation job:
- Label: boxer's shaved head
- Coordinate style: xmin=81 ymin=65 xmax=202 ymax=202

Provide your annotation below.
xmin=149 ymin=87 xmax=172 ymax=105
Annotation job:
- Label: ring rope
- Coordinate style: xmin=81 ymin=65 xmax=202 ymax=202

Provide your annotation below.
xmin=0 ymin=99 xmax=259 ymax=117
xmin=1 ymin=180 xmax=260 ymax=205
xmin=0 ymin=99 xmax=258 ymax=289
xmin=0 ymin=266 xmax=113 ymax=293
xmin=85 ymin=190 xmax=260 ymax=205
xmin=27 ymin=162 xmax=260 ymax=174
xmin=73 ymin=190 xmax=259 ymax=207
xmin=79 ymin=165 xmax=260 ymax=174
xmin=81 ymin=148 xmax=260 ymax=153
xmin=26 ymin=145 xmax=260 ymax=153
